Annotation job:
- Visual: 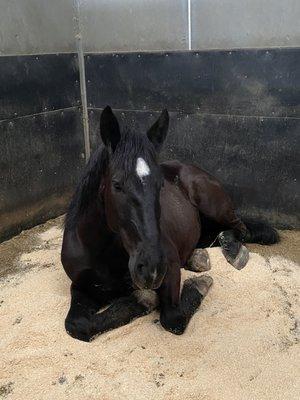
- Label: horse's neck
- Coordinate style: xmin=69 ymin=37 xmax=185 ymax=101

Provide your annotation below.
xmin=77 ymin=200 xmax=114 ymax=248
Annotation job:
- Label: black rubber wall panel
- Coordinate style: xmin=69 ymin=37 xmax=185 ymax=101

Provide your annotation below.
xmin=1 ymin=48 xmax=299 ymax=242
xmin=0 ymin=54 xmax=80 ymax=120
xmin=86 ymin=48 xmax=300 ymax=228
xmin=0 ymin=54 xmax=84 ymax=241
xmin=86 ymin=48 xmax=299 ymax=117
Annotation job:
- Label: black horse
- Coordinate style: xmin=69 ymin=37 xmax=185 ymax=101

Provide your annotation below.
xmin=61 ymin=106 xmax=278 ymax=342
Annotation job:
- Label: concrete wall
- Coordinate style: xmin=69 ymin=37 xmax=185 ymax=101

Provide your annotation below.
xmin=79 ymin=0 xmax=188 ymax=52
xmin=191 ymin=0 xmax=300 ymax=50
xmin=0 ymin=0 xmax=76 ymax=55
xmin=77 ymin=0 xmax=300 ymax=52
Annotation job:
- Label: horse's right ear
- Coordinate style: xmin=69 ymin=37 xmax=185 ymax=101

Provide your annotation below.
xmin=147 ymin=109 xmax=169 ymax=152
xmin=100 ymin=106 xmax=121 ymax=152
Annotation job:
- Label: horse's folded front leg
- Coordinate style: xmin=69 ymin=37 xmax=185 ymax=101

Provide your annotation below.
xmin=66 ymin=284 xmax=158 ymax=342
xmin=160 ymin=304 xmax=187 ymax=335
xmin=88 ymin=290 xmax=158 ymax=341
xmin=159 ymin=271 xmax=213 ymax=335
xmin=65 ymin=281 xmax=104 ymax=342
xmin=159 ymin=265 xmax=183 ymax=334
xmin=180 ymin=275 xmax=213 ymax=321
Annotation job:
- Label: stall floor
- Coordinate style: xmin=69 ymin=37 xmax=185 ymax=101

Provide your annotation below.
xmin=0 ymin=217 xmax=299 ymax=400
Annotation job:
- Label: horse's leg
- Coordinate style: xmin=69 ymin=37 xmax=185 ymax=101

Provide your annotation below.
xmin=66 ymin=286 xmax=158 ymax=342
xmin=89 ymin=290 xmax=158 ymax=341
xmin=65 ymin=283 xmax=101 ymax=342
xmin=65 ymin=268 xmax=129 ymax=341
xmin=198 ymin=202 xmax=250 ymax=270
xmin=159 ymin=265 xmax=213 ymax=334
xmin=184 ymin=169 xmax=250 ymax=269
xmin=180 ymin=275 xmax=213 ymax=322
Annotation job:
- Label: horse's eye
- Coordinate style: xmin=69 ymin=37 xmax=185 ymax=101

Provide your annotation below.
xmin=112 ymin=181 xmax=123 ymax=192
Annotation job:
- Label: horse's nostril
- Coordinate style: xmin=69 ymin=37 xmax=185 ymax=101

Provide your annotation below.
xmin=136 ymin=263 xmax=144 ymax=273
xmin=150 ymin=271 xmax=157 ymax=281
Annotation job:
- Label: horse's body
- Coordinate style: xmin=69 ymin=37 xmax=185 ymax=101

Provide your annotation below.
xmin=61 ymin=107 xmax=278 ymax=341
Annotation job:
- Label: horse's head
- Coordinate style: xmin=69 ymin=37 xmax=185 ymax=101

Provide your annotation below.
xmin=100 ymin=106 xmax=169 ymax=290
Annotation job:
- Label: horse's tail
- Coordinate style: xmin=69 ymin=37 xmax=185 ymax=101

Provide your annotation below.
xmin=243 ymin=217 xmax=279 ymax=245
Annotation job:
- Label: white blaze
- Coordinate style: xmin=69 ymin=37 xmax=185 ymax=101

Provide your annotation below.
xmin=136 ymin=157 xmax=150 ymax=182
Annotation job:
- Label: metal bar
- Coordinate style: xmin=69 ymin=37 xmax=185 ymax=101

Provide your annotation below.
xmin=188 ymin=0 xmax=192 ymax=50
xmin=74 ymin=0 xmax=90 ymax=162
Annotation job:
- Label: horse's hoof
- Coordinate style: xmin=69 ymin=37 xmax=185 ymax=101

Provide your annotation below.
xmin=186 ymin=275 xmax=214 ymax=297
xmin=218 ymin=231 xmax=249 ymax=270
xmin=222 ymin=244 xmax=249 ymax=270
xmin=186 ymin=249 xmax=211 ymax=272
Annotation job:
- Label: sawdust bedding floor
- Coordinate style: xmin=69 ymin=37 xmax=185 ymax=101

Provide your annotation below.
xmin=0 ymin=218 xmax=299 ymax=400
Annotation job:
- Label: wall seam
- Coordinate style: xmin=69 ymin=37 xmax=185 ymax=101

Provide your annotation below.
xmin=88 ymin=107 xmax=300 ymax=121
xmin=0 ymin=106 xmax=80 ymax=123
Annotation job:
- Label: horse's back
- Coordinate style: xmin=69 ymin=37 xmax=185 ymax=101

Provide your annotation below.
xmin=161 ymin=160 xmax=235 ymax=219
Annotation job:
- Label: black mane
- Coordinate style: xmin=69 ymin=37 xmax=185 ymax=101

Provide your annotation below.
xmin=64 ymin=146 xmax=109 ymax=230
xmin=65 ymin=129 xmax=157 ymax=230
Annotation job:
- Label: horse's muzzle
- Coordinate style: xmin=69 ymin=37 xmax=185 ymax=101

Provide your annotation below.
xmin=133 ymin=266 xmax=165 ymax=290
xmin=128 ymin=242 xmax=167 ymax=289
xmin=129 ymin=255 xmax=166 ymax=290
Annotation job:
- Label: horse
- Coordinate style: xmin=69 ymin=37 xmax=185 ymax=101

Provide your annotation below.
xmin=61 ymin=106 xmax=278 ymax=342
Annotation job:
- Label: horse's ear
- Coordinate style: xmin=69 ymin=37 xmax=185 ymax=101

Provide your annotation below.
xmin=100 ymin=106 xmax=121 ymax=152
xmin=147 ymin=109 xmax=169 ymax=152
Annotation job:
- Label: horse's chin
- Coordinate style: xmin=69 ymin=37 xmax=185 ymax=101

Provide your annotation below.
xmin=131 ymin=274 xmax=165 ymax=291
xmin=133 ymin=282 xmax=161 ymax=291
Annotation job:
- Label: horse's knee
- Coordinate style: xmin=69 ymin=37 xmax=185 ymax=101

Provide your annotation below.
xmin=160 ymin=307 xmax=187 ymax=335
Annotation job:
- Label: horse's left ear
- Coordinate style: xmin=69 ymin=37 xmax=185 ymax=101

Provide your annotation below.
xmin=147 ymin=109 xmax=169 ymax=152
xmin=100 ymin=106 xmax=121 ymax=152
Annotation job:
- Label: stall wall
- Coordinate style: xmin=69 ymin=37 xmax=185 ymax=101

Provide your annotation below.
xmin=80 ymin=0 xmax=189 ymax=52
xmin=80 ymin=0 xmax=300 ymax=228
xmin=0 ymin=0 xmax=299 ymax=243
xmin=191 ymin=0 xmax=300 ymax=50
xmin=0 ymin=0 xmax=77 ymax=55
xmin=0 ymin=0 xmax=85 ymax=241
xmin=78 ymin=0 xmax=300 ymax=52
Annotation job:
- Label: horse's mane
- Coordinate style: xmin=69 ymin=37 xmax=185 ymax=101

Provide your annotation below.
xmin=65 ymin=129 xmax=156 ymax=230
xmin=64 ymin=146 xmax=109 ymax=230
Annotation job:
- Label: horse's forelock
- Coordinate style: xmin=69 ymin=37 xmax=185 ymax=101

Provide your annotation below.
xmin=110 ymin=129 xmax=157 ymax=178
